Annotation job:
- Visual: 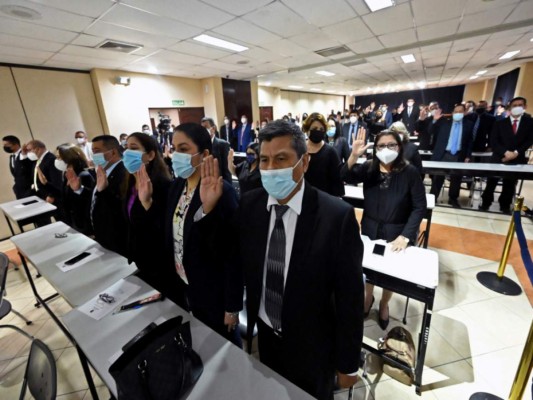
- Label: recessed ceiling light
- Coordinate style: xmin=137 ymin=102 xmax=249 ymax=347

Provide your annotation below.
xmin=0 ymin=5 xmax=41 ymax=20
xmin=469 ymin=75 xmax=478 ymax=80
xmin=364 ymin=0 xmax=395 ymax=12
xmin=147 ymin=66 xmax=158 ymax=74
xmin=264 ymin=81 xmax=272 ymax=86
xmin=499 ymin=50 xmax=520 ymax=60
xmin=476 ymin=70 xmax=488 ymax=75
xmin=315 ymin=70 xmax=335 ymax=77
xmin=325 ymin=90 xmax=336 ymax=93
xmin=193 ymin=34 xmax=248 ymax=52
xmin=288 ymin=85 xmax=303 ymax=89
xmin=310 ymin=88 xmax=322 ymax=91
xmin=417 ymin=81 xmax=426 ymax=88
xmin=401 ymin=54 xmax=416 ymax=64
xmin=530 ymin=38 xmax=533 ymax=42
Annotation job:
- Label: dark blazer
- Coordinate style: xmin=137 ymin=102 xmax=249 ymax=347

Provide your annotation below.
xmin=329 ymin=137 xmax=350 ymax=164
xmin=401 ymin=106 xmax=420 ymax=133
xmin=62 ymin=169 xmax=95 ymax=235
xmin=490 ymin=114 xmax=533 ymax=165
xmin=341 ymin=162 xmax=427 ymax=243
xmin=232 ymin=123 xmax=253 ymax=152
xmin=219 ymin=124 xmax=230 ymax=141
xmin=403 ymin=142 xmax=423 ymax=174
xmin=471 ymin=112 xmax=496 ymax=152
xmin=82 ymin=161 xmax=128 ymax=256
xmin=430 ymin=117 xmax=474 ymax=161
xmin=383 ymin=111 xmax=393 ymax=128
xmin=414 ymin=118 xmax=432 ymax=150
xmin=160 ymin=179 xmax=242 ymax=335
xmin=212 ymin=137 xmax=232 ymax=183
xmin=9 ymin=152 xmax=34 ymax=199
xmin=305 ymin=145 xmax=345 ymax=196
xmin=342 ymin=121 xmax=368 ymax=145
xmin=235 ymin=162 xmax=262 ymax=195
xmin=238 ymin=183 xmax=364 ymax=399
xmin=33 ymin=152 xmax=63 ymax=201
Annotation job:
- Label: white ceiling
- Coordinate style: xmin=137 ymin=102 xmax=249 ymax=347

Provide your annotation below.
xmin=0 ymin=0 xmax=532 ymax=95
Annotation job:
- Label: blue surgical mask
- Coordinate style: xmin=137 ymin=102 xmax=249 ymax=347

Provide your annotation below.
xmin=123 ymin=149 xmax=144 ymax=174
xmin=260 ymin=157 xmax=303 ymax=200
xmin=246 ymin=154 xmax=256 ymax=164
xmin=452 ymin=113 xmax=464 ymax=122
xmin=172 ymin=152 xmax=200 ymax=179
xmin=327 ymin=127 xmax=336 ymax=137
xmin=93 ymin=151 xmax=109 ymax=169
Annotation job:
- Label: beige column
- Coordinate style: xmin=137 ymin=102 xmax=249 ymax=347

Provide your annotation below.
xmin=515 ymin=62 xmax=533 ymax=102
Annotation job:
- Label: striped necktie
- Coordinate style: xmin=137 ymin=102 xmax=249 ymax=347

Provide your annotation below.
xmin=265 ymin=205 xmax=289 ymax=330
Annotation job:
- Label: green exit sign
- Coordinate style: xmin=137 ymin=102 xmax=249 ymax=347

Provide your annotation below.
xmin=172 ymin=99 xmax=185 ymax=106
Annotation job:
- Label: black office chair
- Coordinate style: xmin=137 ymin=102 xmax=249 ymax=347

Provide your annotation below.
xmin=19 ymin=339 xmax=57 ymax=400
xmin=0 ymin=252 xmax=33 ymax=339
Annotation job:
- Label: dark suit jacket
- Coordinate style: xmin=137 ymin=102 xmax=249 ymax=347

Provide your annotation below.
xmin=232 ymin=124 xmax=253 ymax=151
xmin=219 ymin=124 xmax=230 ymax=141
xmin=383 ymin=111 xmax=393 ymax=128
xmin=401 ymin=106 xmax=420 ymax=133
xmin=33 ymin=152 xmax=63 ymax=201
xmin=414 ymin=118 xmax=432 ymax=150
xmin=490 ymin=115 xmax=533 ymax=165
xmin=342 ymin=121 xmax=368 ymax=145
xmin=212 ymin=137 xmax=232 ymax=182
xmin=62 ymin=169 xmax=95 ymax=235
xmin=403 ymin=142 xmax=423 ymax=174
xmin=9 ymin=152 xmax=34 ymax=199
xmin=83 ymin=161 xmax=128 ymax=256
xmin=471 ymin=112 xmax=496 ymax=152
xmin=430 ymin=118 xmax=474 ymax=161
xmin=238 ymin=183 xmax=364 ymax=397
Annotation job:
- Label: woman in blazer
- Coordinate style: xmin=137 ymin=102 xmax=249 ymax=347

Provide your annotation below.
xmin=137 ymin=123 xmax=243 ymax=346
xmin=341 ymin=129 xmax=426 ymax=330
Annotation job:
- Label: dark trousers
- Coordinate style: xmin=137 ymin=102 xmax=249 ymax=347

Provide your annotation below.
xmin=257 ymin=319 xmax=334 ymax=400
xmin=430 ymin=152 xmax=462 ymax=201
xmin=481 ymin=178 xmax=517 ymax=209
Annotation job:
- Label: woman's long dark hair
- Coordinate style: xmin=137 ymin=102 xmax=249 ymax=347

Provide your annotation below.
xmin=369 ymin=130 xmax=407 ymax=178
xmin=128 ymin=132 xmax=171 ymax=182
xmin=56 ymin=143 xmax=88 ymax=174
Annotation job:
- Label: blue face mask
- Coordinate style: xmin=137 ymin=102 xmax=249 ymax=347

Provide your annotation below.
xmin=260 ymin=157 xmax=303 ymax=200
xmin=172 ymin=152 xmax=200 ymax=179
xmin=93 ymin=151 xmax=109 ymax=169
xmin=326 ymin=127 xmax=336 ymax=137
xmin=246 ymin=154 xmax=256 ymax=164
xmin=452 ymin=113 xmax=464 ymax=122
xmin=123 ymin=149 xmax=144 ymax=174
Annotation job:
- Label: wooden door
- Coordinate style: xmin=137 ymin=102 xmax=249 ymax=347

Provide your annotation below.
xmin=177 ymin=107 xmax=205 ymax=124
xmin=259 ymin=106 xmax=273 ymax=122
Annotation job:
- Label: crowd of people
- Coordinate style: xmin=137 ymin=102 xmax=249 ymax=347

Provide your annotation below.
xmin=2 ymin=94 xmax=531 ymax=399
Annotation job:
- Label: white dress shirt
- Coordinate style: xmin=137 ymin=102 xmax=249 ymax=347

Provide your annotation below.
xmin=258 ymin=181 xmax=304 ymax=329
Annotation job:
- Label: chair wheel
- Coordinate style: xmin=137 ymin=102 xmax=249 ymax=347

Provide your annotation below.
xmin=26 ymin=321 xmax=33 ymax=325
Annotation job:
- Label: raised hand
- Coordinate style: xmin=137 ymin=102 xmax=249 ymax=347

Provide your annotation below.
xmin=37 ymin=167 xmax=47 ymax=185
xmin=351 ymin=127 xmax=370 ymax=158
xmin=398 ymin=103 xmax=405 ymax=114
xmin=65 ymin=168 xmax=81 ymax=191
xmin=136 ymin=164 xmax=153 ymax=210
xmin=95 ymin=165 xmax=108 ymax=192
xmin=200 ymin=155 xmax=223 ymax=214
xmin=21 ymin=143 xmax=28 ymax=155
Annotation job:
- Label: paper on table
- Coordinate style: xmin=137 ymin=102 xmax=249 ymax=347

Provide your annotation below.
xmin=56 ymin=248 xmax=104 ymax=272
xmin=78 ymin=280 xmax=141 ymax=321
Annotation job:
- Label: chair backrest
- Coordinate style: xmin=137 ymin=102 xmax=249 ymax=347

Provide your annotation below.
xmin=0 ymin=253 xmax=9 ymax=306
xmin=19 ymin=339 xmax=57 ymax=400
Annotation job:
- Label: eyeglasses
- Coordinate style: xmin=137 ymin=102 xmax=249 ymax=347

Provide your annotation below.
xmin=376 ymin=143 xmax=399 ymax=151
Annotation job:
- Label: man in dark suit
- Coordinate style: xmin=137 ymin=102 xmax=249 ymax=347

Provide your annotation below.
xmin=73 ymin=135 xmax=128 ymax=256
xmin=201 ymin=117 xmax=232 ymax=182
xmin=219 ymin=116 xmax=230 ymax=141
xmin=232 ymin=115 xmax=253 ymax=152
xmin=3 ymin=135 xmax=34 ymax=199
xmin=400 ymin=98 xmax=420 ymax=134
xmin=480 ymin=97 xmax=533 ymax=213
xmin=429 ymin=104 xmax=474 ymax=208
xmin=381 ymin=104 xmax=393 ymax=128
xmin=342 ymin=111 xmax=368 ymax=148
xmin=200 ymin=120 xmax=364 ymax=400
xmin=25 ymin=140 xmax=63 ymax=204
xmin=471 ymin=100 xmax=496 ymax=152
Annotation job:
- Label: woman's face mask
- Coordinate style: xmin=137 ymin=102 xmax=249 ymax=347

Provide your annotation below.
xmin=172 ymin=152 xmax=200 ymax=179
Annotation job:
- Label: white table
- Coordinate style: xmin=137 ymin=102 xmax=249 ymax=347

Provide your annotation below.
xmin=63 ymin=276 xmax=315 ymax=400
xmin=422 ymin=160 xmax=533 ymax=180
xmin=343 ymin=185 xmax=435 ymax=248
xmin=0 ymin=196 xmax=56 ymax=236
xmin=361 ymin=236 xmax=439 ymax=395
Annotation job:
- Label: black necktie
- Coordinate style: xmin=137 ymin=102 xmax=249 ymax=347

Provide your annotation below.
xmin=265 ymin=205 xmax=289 ymax=330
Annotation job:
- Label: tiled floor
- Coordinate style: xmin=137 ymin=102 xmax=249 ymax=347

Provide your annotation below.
xmin=1 ymin=180 xmax=533 ymax=400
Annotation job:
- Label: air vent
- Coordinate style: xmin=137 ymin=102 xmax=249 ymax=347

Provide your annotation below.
xmin=0 ymin=5 xmax=41 ymax=20
xmin=456 ymin=48 xmax=472 ymax=53
xmin=96 ymin=40 xmax=142 ymax=54
xmin=342 ymin=59 xmax=367 ymax=67
xmin=485 ymin=63 xmax=499 ymax=68
xmin=237 ymin=60 xmax=249 ymax=65
xmin=315 ymin=45 xmax=351 ymax=57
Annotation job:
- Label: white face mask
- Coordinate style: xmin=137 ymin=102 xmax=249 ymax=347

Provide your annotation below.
xmin=224 ymin=119 xmax=229 ymax=125
xmin=349 ymin=116 xmax=357 ymax=124
xmin=511 ymin=106 xmax=524 ymax=117
xmin=142 ymin=129 xmax=151 ymax=135
xmin=76 ymin=137 xmax=86 ymax=145
xmin=376 ymin=148 xmax=398 ymax=165
xmin=430 ymin=109 xmax=438 ymax=117
xmin=407 ymin=102 xmax=414 ymax=107
xmin=452 ymin=113 xmax=464 ymax=122
xmin=27 ymin=151 xmax=39 ymax=161
xmin=241 ymin=118 xmax=247 ymax=124
xmin=54 ymin=159 xmax=68 ymax=172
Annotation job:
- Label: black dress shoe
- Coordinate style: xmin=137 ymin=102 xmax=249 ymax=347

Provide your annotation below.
xmin=500 ymin=207 xmax=512 ymax=215
xmin=448 ymin=199 xmax=461 ymax=208
xmin=378 ymin=304 xmax=389 ymax=330
xmin=364 ymin=296 xmax=375 ymax=318
xmin=478 ymin=203 xmax=490 ymax=211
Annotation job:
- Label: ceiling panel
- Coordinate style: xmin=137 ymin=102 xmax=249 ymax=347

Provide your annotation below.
xmin=289 ymin=29 xmax=342 ymax=51
xmin=0 ymin=53 xmax=47 ymax=65
xmin=147 ymin=49 xmax=210 ymax=65
xmin=417 ymin=19 xmax=460 ymax=41
xmin=243 ymin=2 xmax=314 ymax=38
xmin=0 ymin=33 xmax=64 ymax=52
xmin=260 ymin=38 xmax=314 ymax=57
xmin=46 ymin=53 xmax=126 ymax=68
xmin=458 ymin=6 xmax=515 ymax=33
xmin=59 ymin=45 xmax=145 ymax=63
xmin=362 ymin=3 xmax=414 ymax=36
xmin=504 ymin=1 xmax=533 ymax=23
xmin=346 ymin=37 xmax=384 ymax=54
xmin=167 ymin=40 xmax=230 ymax=59
xmin=121 ymin=0 xmax=235 ymax=29
xmin=0 ymin=43 xmax=53 ymax=59
xmin=199 ymin=0 xmax=272 ymax=16
xmin=28 ymin=0 xmax=116 ymax=18
xmin=412 ymin=0 xmax=465 ymax=26
xmin=84 ymin=21 xmax=179 ymax=48
xmin=212 ymin=19 xmax=281 ymax=46
xmin=0 ymin=15 xmax=78 ymax=43
xmin=282 ymin=0 xmax=357 ymax=27
xmin=321 ymin=17 xmax=374 ymax=44
xmin=378 ymin=28 xmax=417 ymax=48
xmin=100 ymin=4 xmax=202 ymax=40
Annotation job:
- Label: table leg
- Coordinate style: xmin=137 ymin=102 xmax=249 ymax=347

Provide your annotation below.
xmin=18 ymin=251 xmax=100 ymax=400
xmin=423 ymin=210 xmax=432 ymax=249
xmin=414 ymin=295 xmax=434 ymax=395
xmin=4 ymin=213 xmax=16 ymax=237
xmin=34 ymin=292 xmax=59 ymax=308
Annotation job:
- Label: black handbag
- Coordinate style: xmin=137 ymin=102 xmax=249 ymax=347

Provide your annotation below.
xmin=109 ymin=315 xmax=203 ymax=400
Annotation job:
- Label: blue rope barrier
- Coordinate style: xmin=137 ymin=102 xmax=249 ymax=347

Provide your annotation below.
xmin=514 ymin=210 xmax=533 ymax=285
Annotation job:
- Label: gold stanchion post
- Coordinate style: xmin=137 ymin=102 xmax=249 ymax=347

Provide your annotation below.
xmin=509 ymin=320 xmax=533 ymax=400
